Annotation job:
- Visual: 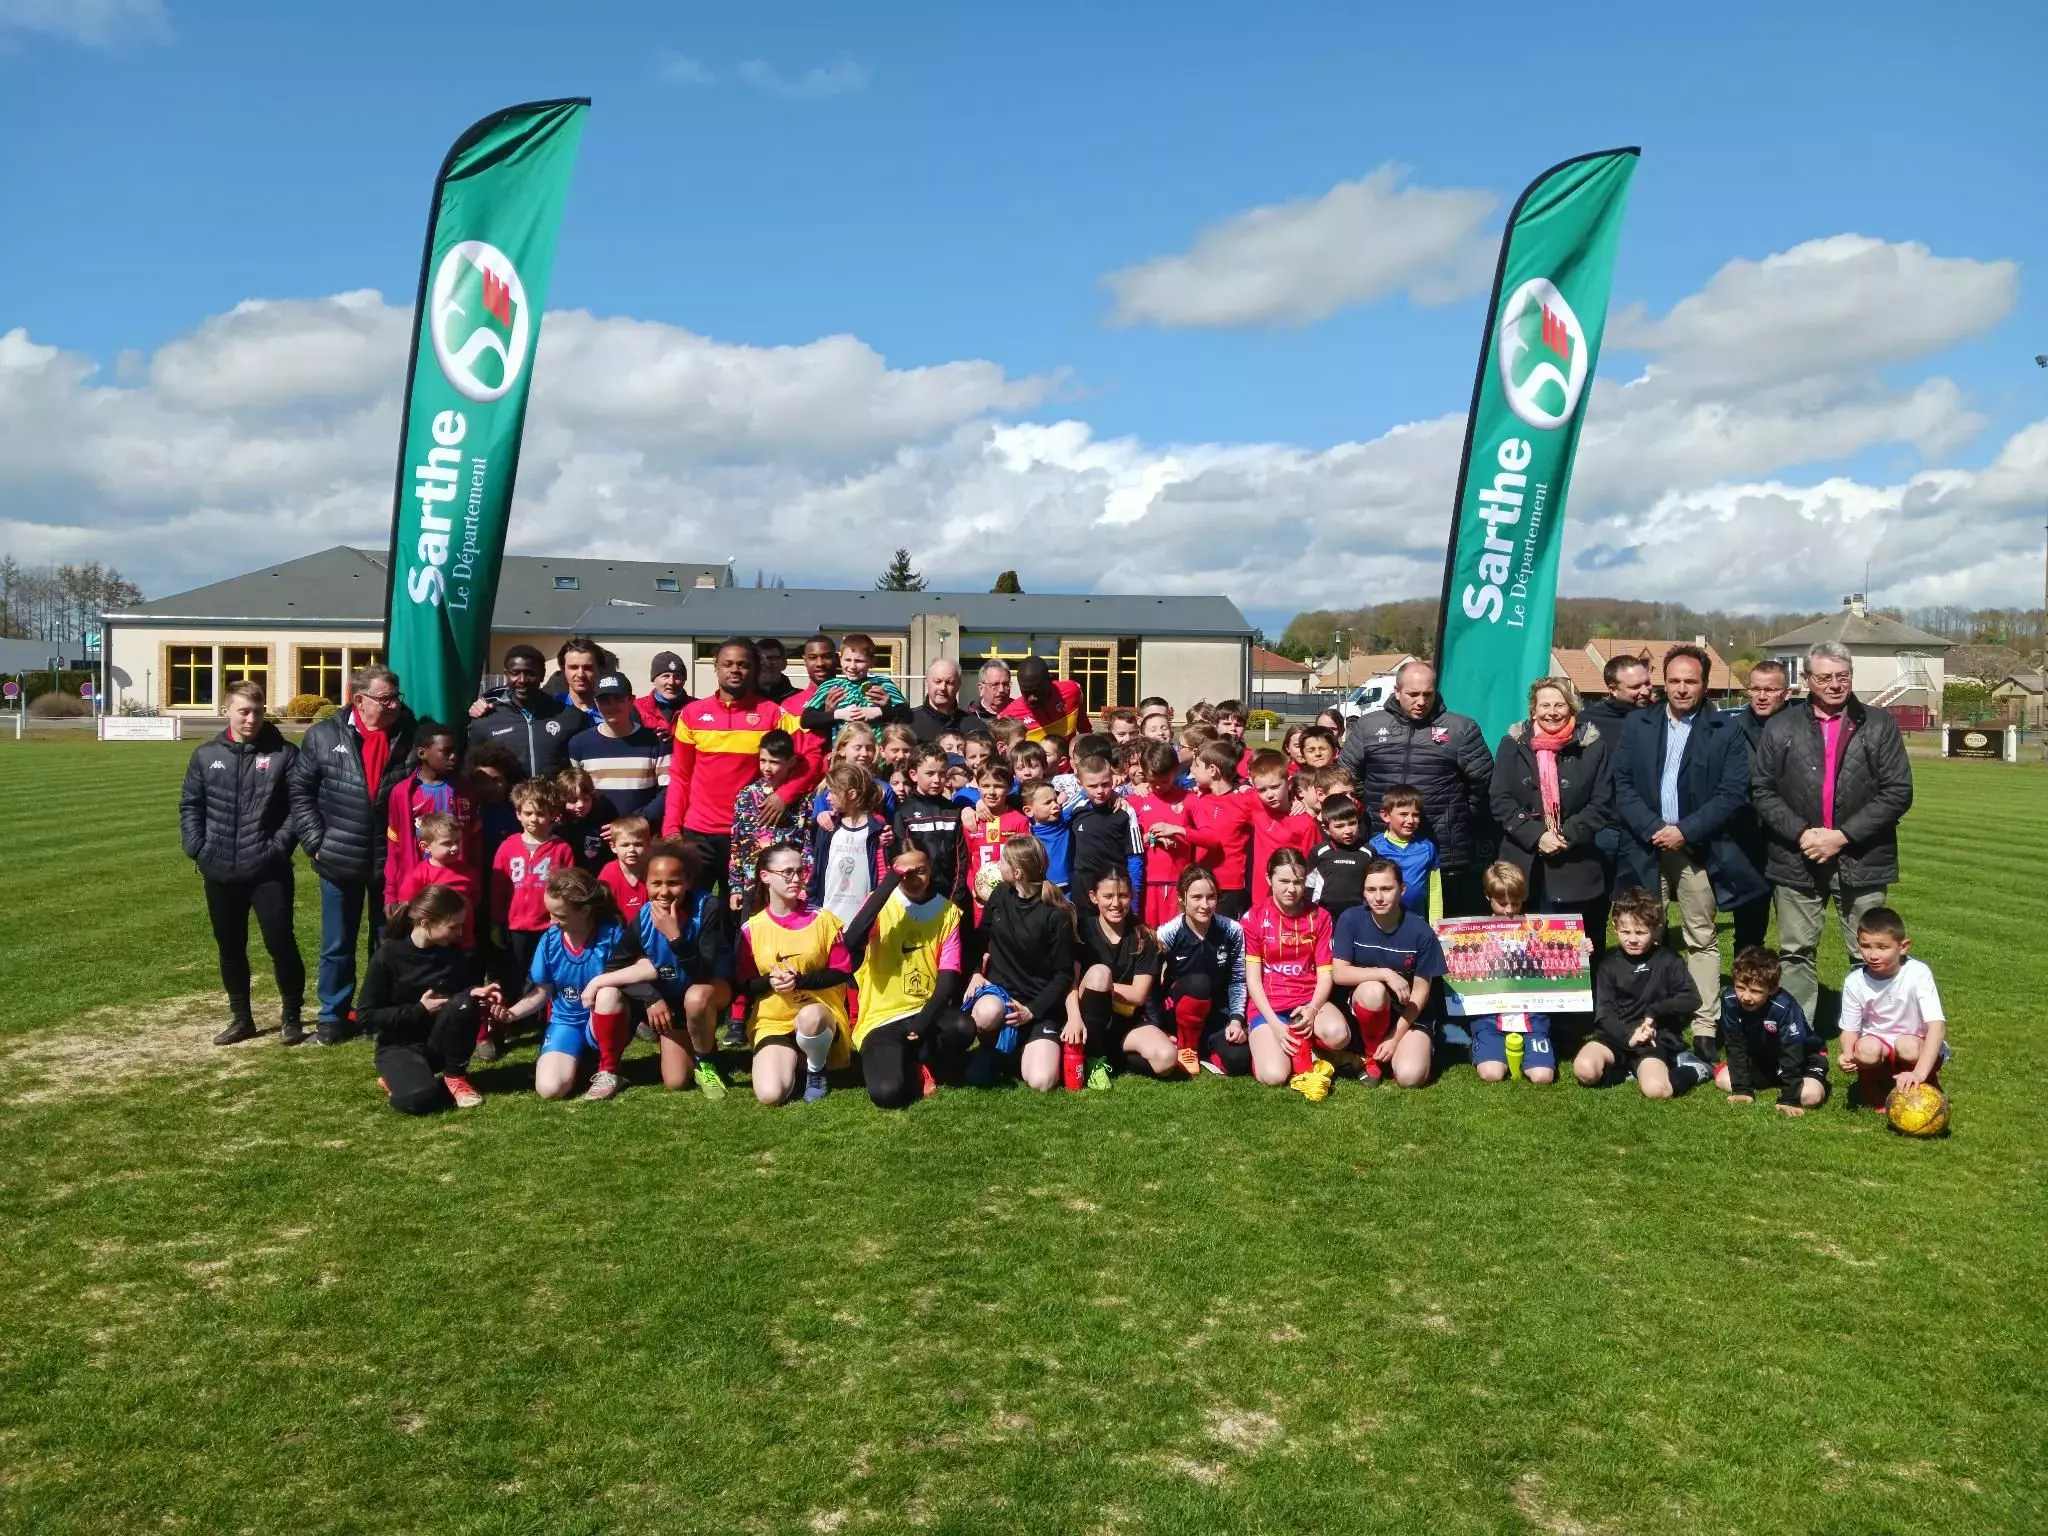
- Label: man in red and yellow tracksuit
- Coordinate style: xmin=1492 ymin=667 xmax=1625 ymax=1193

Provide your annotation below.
xmin=999 ymin=655 xmax=1090 ymax=742
xmin=663 ymin=641 xmax=822 ymax=885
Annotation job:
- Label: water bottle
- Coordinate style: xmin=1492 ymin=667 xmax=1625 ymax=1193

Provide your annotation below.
xmin=1062 ymin=1041 xmax=1085 ymax=1091
xmin=1505 ymin=1021 xmax=1526 ymax=1081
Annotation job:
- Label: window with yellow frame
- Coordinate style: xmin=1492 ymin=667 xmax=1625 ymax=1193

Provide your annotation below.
xmin=168 ymin=645 xmax=214 ymax=707
xmin=220 ymin=645 xmax=269 ymax=699
xmin=297 ymin=647 xmax=344 ymax=703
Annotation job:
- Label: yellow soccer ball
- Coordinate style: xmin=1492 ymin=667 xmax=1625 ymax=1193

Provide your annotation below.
xmin=1886 ymin=1081 xmax=1950 ymax=1138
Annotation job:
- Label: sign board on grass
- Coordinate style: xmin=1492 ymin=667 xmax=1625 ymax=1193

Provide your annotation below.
xmin=98 ymin=716 xmax=182 ymax=742
xmin=1435 ymin=914 xmax=1593 ymax=1016
xmin=1945 ymin=726 xmax=2007 ymax=762
xmin=1 ymin=681 xmax=17 ymax=701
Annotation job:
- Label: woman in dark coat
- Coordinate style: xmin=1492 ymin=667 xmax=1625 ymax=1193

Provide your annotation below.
xmin=1489 ymin=677 xmax=1615 ymax=956
xmin=180 ymin=679 xmax=305 ymax=1045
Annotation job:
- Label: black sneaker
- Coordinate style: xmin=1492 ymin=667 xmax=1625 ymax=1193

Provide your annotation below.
xmin=279 ymin=1015 xmax=308 ymax=1047
xmin=313 ymin=1019 xmax=350 ymax=1047
xmin=213 ymin=1016 xmax=258 ymax=1047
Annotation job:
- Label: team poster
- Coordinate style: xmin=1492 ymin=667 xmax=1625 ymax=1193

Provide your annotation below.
xmin=1436 ymin=915 xmax=1592 ymax=1017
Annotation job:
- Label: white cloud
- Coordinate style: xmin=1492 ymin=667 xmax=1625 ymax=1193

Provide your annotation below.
xmin=1607 ymin=236 xmax=2016 ymax=392
xmin=0 ymin=0 xmax=168 ymax=47
xmin=656 ymin=52 xmax=713 ymax=87
xmin=0 ymin=234 xmax=2031 ymax=616
xmin=736 ymin=57 xmax=868 ymax=100
xmin=1101 ymin=165 xmax=1498 ymax=328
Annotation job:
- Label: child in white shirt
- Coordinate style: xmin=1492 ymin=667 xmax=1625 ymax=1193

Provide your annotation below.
xmin=1837 ymin=905 xmax=1947 ymax=1109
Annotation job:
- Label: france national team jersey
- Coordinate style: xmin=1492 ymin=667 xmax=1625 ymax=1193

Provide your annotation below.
xmin=635 ymin=895 xmax=724 ymax=1003
xmin=1331 ymin=906 xmax=1447 ymax=985
xmin=531 ymin=921 xmax=644 ymax=1031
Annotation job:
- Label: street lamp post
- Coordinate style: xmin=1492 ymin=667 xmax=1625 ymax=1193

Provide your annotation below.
xmin=1333 ymin=629 xmax=1346 ymax=693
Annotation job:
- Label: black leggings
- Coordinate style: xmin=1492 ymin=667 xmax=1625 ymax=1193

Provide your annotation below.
xmin=860 ymin=1011 xmax=975 ymax=1109
xmin=203 ymin=871 xmax=305 ymax=1014
xmin=375 ymin=993 xmax=484 ymax=1115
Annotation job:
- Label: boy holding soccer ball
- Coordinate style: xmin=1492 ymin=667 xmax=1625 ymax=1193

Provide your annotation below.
xmin=1837 ymin=906 xmax=1948 ymax=1110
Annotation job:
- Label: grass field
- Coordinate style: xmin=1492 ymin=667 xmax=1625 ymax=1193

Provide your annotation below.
xmin=2 ymin=741 xmax=2043 ymax=1534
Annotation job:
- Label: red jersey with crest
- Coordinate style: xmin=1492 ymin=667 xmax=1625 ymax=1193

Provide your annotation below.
xmin=966 ymin=806 xmax=1030 ymax=920
xmin=1244 ymin=899 xmax=1334 ymax=1016
xmin=492 ymin=834 xmax=574 ymax=932
xmin=998 ymin=679 xmax=1089 ymax=741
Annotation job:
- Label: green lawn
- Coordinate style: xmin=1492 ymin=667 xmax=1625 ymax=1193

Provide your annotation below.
xmin=1 ymin=742 xmax=2043 ymax=1534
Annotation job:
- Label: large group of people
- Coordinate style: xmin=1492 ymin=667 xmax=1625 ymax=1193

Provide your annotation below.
xmin=178 ymin=629 xmax=1947 ymax=1120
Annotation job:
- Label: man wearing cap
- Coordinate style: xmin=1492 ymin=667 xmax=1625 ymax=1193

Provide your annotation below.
xmin=568 ymin=672 xmax=670 ymax=820
xmin=637 ymin=650 xmax=691 ymax=743
xmin=469 ymin=643 xmax=574 ymax=779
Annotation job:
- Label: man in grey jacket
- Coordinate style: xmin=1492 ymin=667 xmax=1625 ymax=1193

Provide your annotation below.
xmin=1751 ymin=642 xmax=1914 ymax=1017
xmin=1340 ymin=660 xmax=1495 ymax=915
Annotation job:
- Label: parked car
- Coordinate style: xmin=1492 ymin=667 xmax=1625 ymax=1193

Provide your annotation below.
xmin=1336 ymin=673 xmax=1399 ymax=723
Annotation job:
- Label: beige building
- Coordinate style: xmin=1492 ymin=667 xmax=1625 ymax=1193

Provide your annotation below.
xmin=102 ymin=545 xmax=1253 ymax=717
xmin=1761 ymin=596 xmax=1951 ymax=720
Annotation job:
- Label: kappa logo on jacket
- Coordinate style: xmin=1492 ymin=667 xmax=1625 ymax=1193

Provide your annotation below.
xmin=208 ymin=760 xmax=228 ymax=771
xmin=331 ymin=743 xmax=349 ymax=756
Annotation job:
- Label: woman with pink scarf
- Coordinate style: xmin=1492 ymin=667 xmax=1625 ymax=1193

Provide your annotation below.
xmin=1488 ymin=677 xmax=1617 ymax=958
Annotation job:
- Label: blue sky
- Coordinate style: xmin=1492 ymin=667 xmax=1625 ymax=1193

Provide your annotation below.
xmin=2 ymin=0 xmax=2043 ymax=625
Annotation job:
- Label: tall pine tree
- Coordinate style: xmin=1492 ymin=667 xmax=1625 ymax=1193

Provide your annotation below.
xmin=876 ymin=549 xmax=926 ymax=591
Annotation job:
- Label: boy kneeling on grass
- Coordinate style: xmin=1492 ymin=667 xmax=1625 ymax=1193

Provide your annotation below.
xmin=1837 ymin=906 xmax=1948 ymax=1110
xmin=1576 ymin=887 xmax=1710 ymax=1099
xmin=1716 ymin=946 xmax=1828 ymax=1114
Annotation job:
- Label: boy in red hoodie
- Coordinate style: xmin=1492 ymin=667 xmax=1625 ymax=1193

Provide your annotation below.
xmin=1246 ymin=750 xmax=1318 ymax=909
xmin=1184 ymin=741 xmax=1254 ymax=918
xmin=395 ymin=812 xmax=481 ymax=950
xmin=1126 ymin=741 xmax=1195 ymax=928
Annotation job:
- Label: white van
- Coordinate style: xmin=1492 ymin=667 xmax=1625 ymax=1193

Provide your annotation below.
xmin=1337 ymin=673 xmax=1400 ymax=723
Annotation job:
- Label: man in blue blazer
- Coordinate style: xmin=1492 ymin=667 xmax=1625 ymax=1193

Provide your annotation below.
xmin=1611 ymin=645 xmax=1767 ymax=1060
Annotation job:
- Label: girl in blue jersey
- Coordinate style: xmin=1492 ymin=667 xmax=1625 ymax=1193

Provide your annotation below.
xmin=496 ymin=866 xmax=657 ymax=1102
xmin=636 ymin=841 xmax=733 ymax=1096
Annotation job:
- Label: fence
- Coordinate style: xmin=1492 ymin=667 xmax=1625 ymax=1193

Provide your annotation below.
xmin=1251 ymin=690 xmax=1341 ymax=719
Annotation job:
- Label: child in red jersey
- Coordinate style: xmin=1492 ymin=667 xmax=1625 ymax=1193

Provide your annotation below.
xmin=966 ymin=763 xmax=1030 ymax=921
xmin=1213 ymin=700 xmax=1255 ymax=779
xmin=383 ymin=721 xmax=478 ymax=908
xmin=1126 ymin=741 xmax=1195 ymax=928
xmin=598 ymin=815 xmax=653 ymax=923
xmin=1246 ymin=750 xmax=1318 ymax=909
xmin=1244 ymin=848 xmax=1341 ymax=1090
xmin=491 ymin=778 xmax=575 ymax=999
xmin=396 ymin=812 xmax=481 ymax=950
xmin=1183 ymin=741 xmax=1254 ymax=918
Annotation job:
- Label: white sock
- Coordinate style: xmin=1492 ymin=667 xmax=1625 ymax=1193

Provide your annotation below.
xmin=796 ymin=1027 xmax=833 ymax=1073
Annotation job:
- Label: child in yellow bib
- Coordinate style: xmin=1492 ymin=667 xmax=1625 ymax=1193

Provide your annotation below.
xmin=735 ymin=844 xmax=851 ymax=1104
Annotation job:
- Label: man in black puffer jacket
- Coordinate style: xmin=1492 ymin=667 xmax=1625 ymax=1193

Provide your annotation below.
xmin=290 ymin=667 xmax=417 ymax=1042
xmin=1579 ymin=653 xmax=1654 ymax=899
xmin=1339 ymin=660 xmax=1495 ymax=914
xmin=181 ymin=681 xmax=305 ymax=1045
xmin=1751 ymin=643 xmax=1913 ymax=1019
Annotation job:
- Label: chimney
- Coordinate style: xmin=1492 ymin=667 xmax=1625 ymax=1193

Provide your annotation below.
xmin=694 ymin=573 xmax=717 ymax=589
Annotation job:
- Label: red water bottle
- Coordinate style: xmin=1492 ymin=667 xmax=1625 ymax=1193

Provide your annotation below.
xmin=1062 ymin=1041 xmax=1085 ymax=1091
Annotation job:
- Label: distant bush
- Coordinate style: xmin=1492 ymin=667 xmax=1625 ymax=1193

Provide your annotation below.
xmin=1248 ymin=709 xmax=1283 ymax=731
xmin=284 ymin=693 xmax=333 ymax=720
xmin=28 ymin=691 xmax=91 ymax=718
xmin=310 ymin=701 xmax=339 ymax=723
